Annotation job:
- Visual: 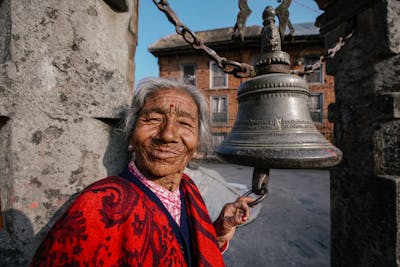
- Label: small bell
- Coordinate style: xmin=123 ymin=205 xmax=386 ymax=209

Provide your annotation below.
xmin=215 ymin=6 xmax=342 ymax=202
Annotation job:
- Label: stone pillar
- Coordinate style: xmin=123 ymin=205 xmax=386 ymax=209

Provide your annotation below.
xmin=316 ymin=0 xmax=400 ymax=266
xmin=0 ymin=0 xmax=135 ymax=265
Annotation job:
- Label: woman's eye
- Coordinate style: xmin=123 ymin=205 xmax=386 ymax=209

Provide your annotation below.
xmin=179 ymin=120 xmax=194 ymax=127
xmin=142 ymin=115 xmax=162 ymax=122
xmin=148 ymin=118 xmax=161 ymax=122
xmin=148 ymin=117 xmax=161 ymax=121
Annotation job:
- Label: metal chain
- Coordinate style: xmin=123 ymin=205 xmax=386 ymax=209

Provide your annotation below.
xmin=293 ymin=31 xmax=354 ymax=76
xmin=152 ymin=0 xmax=255 ymax=78
xmin=152 ymin=0 xmax=353 ymax=78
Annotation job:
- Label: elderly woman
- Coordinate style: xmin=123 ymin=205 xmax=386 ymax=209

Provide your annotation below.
xmin=31 ymin=77 xmax=253 ymax=267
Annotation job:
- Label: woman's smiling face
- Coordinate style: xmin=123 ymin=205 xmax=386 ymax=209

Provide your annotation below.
xmin=131 ymin=88 xmax=199 ymax=178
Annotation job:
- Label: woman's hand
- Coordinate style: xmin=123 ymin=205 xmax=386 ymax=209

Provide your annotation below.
xmin=213 ymin=196 xmax=254 ymax=248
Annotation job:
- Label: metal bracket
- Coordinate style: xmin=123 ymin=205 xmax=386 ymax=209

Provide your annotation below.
xmin=244 ymin=168 xmax=270 ymax=207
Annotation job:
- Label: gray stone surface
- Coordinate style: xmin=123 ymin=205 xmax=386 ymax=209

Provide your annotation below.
xmin=317 ymin=0 xmax=400 ymax=266
xmin=0 ymin=0 xmax=132 ymax=265
xmin=199 ymin=163 xmax=330 ymax=267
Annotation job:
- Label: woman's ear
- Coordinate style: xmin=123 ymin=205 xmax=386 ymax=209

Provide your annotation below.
xmin=128 ymin=144 xmax=134 ymax=152
xmin=128 ymin=132 xmax=135 ymax=152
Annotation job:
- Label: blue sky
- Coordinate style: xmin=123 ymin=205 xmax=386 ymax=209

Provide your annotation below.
xmin=135 ymin=0 xmax=322 ymax=84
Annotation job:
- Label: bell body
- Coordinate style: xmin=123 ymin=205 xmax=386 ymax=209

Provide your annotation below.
xmin=215 ymin=72 xmax=343 ymax=169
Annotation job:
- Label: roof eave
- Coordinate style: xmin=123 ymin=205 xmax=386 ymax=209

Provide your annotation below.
xmin=149 ymin=34 xmax=323 ymax=57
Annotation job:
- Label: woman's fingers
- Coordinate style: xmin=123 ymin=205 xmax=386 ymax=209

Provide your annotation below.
xmin=233 ymin=196 xmax=254 ymax=223
xmin=214 ymin=196 xmax=256 ymax=243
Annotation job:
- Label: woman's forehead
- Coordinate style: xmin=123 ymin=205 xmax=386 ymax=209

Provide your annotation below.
xmin=143 ymin=88 xmax=198 ymax=114
xmin=146 ymin=90 xmax=193 ymax=103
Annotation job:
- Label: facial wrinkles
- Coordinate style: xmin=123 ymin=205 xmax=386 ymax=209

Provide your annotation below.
xmin=144 ymin=95 xmax=197 ymax=125
xmin=150 ymin=111 xmax=194 ymax=154
xmin=132 ymin=88 xmax=199 ymax=181
xmin=136 ymin=90 xmax=198 ymax=154
xmin=141 ymin=103 xmax=196 ymax=121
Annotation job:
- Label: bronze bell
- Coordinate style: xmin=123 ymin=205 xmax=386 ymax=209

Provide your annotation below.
xmin=215 ymin=6 xmax=342 ymax=170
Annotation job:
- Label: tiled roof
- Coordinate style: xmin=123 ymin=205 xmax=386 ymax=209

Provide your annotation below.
xmin=149 ymin=23 xmax=319 ymax=52
xmin=289 ymin=22 xmax=320 ymax=36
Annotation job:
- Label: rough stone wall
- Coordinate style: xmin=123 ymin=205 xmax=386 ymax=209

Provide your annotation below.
xmin=316 ymin=0 xmax=400 ymax=266
xmin=0 ymin=0 xmax=133 ymax=265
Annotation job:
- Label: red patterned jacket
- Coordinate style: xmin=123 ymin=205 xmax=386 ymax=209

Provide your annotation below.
xmin=31 ymin=169 xmax=225 ymax=267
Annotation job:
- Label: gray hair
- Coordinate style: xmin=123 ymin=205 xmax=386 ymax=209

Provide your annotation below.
xmin=123 ymin=77 xmax=211 ymax=151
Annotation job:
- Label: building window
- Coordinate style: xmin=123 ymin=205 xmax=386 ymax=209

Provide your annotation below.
xmin=181 ymin=64 xmax=196 ymax=85
xmin=307 ymin=93 xmax=323 ymax=123
xmin=212 ymin=133 xmax=228 ymax=148
xmin=210 ymin=61 xmax=228 ymax=88
xmin=304 ymin=56 xmax=324 ymax=84
xmin=211 ymin=96 xmax=228 ymax=124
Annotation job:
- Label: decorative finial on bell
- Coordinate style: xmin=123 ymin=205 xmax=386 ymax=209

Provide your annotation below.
xmin=256 ymin=6 xmax=291 ymax=75
xmin=261 ymin=6 xmax=281 ymax=53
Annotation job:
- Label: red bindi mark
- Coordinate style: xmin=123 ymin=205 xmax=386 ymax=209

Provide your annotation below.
xmin=167 ymin=103 xmax=174 ymax=113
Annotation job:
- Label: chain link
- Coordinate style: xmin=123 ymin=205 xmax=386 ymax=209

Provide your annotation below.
xmin=152 ymin=0 xmax=255 ymax=78
xmin=292 ymin=31 xmax=354 ymax=76
xmin=153 ymin=0 xmax=353 ymax=78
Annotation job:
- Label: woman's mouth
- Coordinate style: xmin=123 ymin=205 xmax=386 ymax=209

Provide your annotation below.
xmin=149 ymin=149 xmax=181 ymax=159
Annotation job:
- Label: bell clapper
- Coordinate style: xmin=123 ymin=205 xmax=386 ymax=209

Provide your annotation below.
xmin=244 ymin=167 xmax=270 ymax=207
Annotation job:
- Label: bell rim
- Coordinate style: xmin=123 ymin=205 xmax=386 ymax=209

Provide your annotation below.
xmin=215 ymin=146 xmax=343 ymax=169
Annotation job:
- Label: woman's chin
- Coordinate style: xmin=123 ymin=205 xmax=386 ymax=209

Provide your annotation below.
xmin=139 ymin=160 xmax=187 ymax=177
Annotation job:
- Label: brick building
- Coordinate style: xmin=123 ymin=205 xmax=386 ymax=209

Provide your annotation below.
xmin=149 ymin=23 xmax=335 ymax=152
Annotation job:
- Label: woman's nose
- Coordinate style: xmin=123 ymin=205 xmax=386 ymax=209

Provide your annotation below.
xmin=158 ymin=118 xmax=178 ymax=142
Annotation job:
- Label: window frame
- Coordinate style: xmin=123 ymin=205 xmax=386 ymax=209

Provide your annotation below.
xmin=307 ymin=93 xmax=324 ymax=123
xmin=181 ymin=64 xmax=197 ymax=86
xmin=303 ymin=55 xmax=324 ymax=84
xmin=209 ymin=61 xmax=228 ymax=89
xmin=210 ymin=95 xmax=229 ymax=125
xmin=211 ymin=132 xmax=228 ymax=149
